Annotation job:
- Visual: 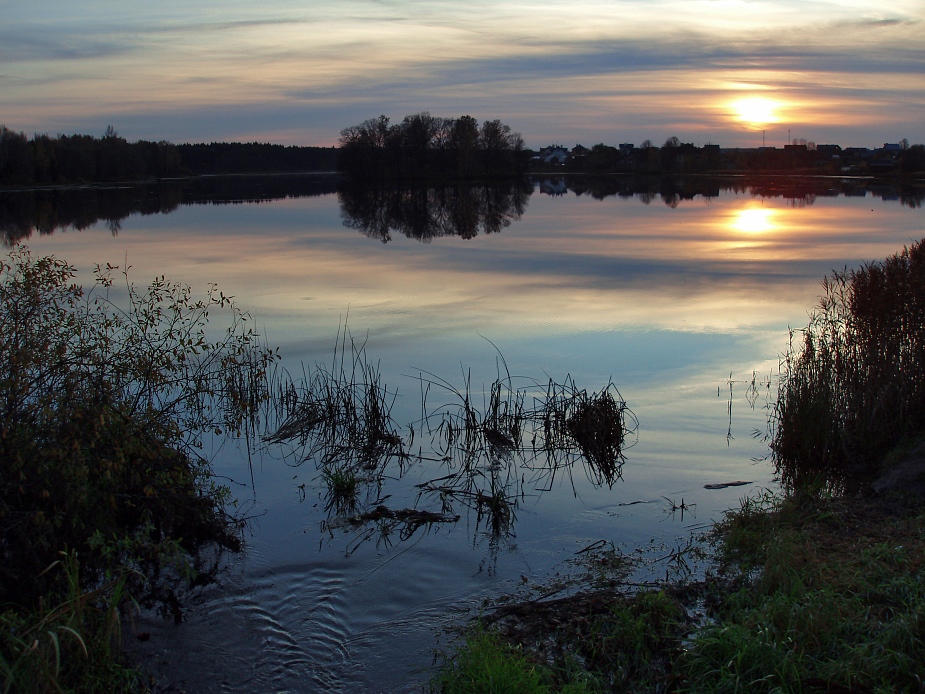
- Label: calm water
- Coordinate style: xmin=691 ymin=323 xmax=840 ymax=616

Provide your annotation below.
xmin=5 ymin=175 xmax=924 ymax=691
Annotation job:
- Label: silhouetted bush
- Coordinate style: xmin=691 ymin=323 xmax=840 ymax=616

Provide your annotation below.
xmin=0 ymin=249 xmax=277 ymax=611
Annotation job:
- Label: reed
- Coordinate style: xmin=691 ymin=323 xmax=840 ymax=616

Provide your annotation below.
xmin=771 ymin=238 xmax=925 ymax=490
xmin=265 ymin=323 xmax=403 ymax=475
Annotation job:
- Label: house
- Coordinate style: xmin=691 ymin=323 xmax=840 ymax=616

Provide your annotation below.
xmin=541 ymin=146 xmax=569 ymax=165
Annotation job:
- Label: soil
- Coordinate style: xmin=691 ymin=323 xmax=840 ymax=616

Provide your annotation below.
xmin=872 ymin=440 xmax=925 ymax=496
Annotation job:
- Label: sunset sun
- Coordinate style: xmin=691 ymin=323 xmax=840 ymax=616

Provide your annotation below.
xmin=732 ymin=97 xmax=781 ymax=127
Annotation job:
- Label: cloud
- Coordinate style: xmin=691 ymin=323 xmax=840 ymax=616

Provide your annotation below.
xmin=2 ymin=0 xmax=923 ymax=147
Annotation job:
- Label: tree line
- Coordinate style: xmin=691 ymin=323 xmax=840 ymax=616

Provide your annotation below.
xmin=546 ymin=136 xmax=925 ymax=175
xmin=338 ymin=113 xmax=528 ymax=180
xmin=0 ymin=125 xmax=338 ymax=185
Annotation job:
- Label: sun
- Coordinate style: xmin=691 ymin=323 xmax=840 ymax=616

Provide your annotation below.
xmin=732 ymin=97 xmax=780 ymax=127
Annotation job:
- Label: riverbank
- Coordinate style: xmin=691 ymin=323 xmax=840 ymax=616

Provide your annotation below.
xmin=433 ymin=485 xmax=925 ymax=692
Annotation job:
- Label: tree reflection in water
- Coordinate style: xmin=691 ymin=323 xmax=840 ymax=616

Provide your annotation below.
xmin=338 ymin=180 xmax=533 ymax=243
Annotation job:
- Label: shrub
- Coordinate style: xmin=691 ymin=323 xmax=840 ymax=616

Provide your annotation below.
xmin=0 ymin=247 xmax=277 ymax=610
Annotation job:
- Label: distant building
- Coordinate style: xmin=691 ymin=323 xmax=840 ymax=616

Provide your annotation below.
xmin=542 ymin=147 xmax=569 ymax=165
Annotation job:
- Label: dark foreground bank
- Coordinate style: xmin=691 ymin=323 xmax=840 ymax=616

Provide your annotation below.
xmin=431 ymin=487 xmax=925 ymax=693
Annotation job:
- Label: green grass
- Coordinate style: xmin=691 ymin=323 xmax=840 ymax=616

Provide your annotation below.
xmin=433 ymin=492 xmax=925 ymax=693
xmin=321 ymin=464 xmax=360 ymax=513
xmin=431 ymin=629 xmax=560 ymax=694
xmin=688 ymin=492 xmax=925 ymax=692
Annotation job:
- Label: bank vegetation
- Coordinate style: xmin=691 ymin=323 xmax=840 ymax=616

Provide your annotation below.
xmin=0 ymin=248 xmax=276 ymax=691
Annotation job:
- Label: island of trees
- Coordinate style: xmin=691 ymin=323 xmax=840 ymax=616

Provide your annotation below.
xmin=337 ymin=113 xmax=528 ymax=179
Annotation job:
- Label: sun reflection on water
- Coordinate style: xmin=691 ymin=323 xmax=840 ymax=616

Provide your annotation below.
xmin=733 ymin=207 xmax=777 ymax=234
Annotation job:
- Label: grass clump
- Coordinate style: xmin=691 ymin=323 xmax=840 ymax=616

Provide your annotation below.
xmin=0 ymin=248 xmax=276 ymax=690
xmin=772 ymin=238 xmax=925 ymax=490
xmin=687 ymin=491 xmax=925 ymax=692
xmin=431 ymin=628 xmax=559 ymax=694
xmin=0 ymin=552 xmax=144 ymax=693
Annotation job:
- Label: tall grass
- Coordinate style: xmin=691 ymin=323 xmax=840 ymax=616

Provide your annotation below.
xmin=0 ymin=553 xmax=142 ymax=693
xmin=772 ymin=238 xmax=925 ymax=490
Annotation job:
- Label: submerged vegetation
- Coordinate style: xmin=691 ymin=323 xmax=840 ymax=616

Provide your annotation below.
xmin=0 ymin=248 xmax=276 ymax=690
xmin=265 ymin=333 xmax=638 ymax=554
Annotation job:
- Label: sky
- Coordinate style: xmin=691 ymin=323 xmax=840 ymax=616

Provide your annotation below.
xmin=2 ymin=0 xmax=923 ymax=149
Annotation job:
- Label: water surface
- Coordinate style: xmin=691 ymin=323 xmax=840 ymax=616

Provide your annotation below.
xmin=5 ymin=175 xmax=924 ymax=691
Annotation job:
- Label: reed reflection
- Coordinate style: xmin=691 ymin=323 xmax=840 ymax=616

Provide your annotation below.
xmin=337 ymin=180 xmax=533 ymax=242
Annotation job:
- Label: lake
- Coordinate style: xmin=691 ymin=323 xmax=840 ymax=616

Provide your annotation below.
xmin=4 ymin=174 xmax=924 ymax=691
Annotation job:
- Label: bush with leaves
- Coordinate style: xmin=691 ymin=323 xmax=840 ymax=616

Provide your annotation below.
xmin=0 ymin=247 xmax=277 ymax=611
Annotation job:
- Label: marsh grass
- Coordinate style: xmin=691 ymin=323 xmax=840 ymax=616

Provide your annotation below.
xmin=414 ymin=367 xmax=637 ymax=540
xmin=266 ymin=324 xmax=402 ymax=466
xmin=772 ymin=238 xmax=925 ymax=490
xmin=535 ymin=377 xmax=637 ymax=489
xmin=320 ymin=465 xmax=361 ymax=514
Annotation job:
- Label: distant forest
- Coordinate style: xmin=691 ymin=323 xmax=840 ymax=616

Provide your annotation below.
xmin=0 ymin=125 xmax=337 ymax=185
